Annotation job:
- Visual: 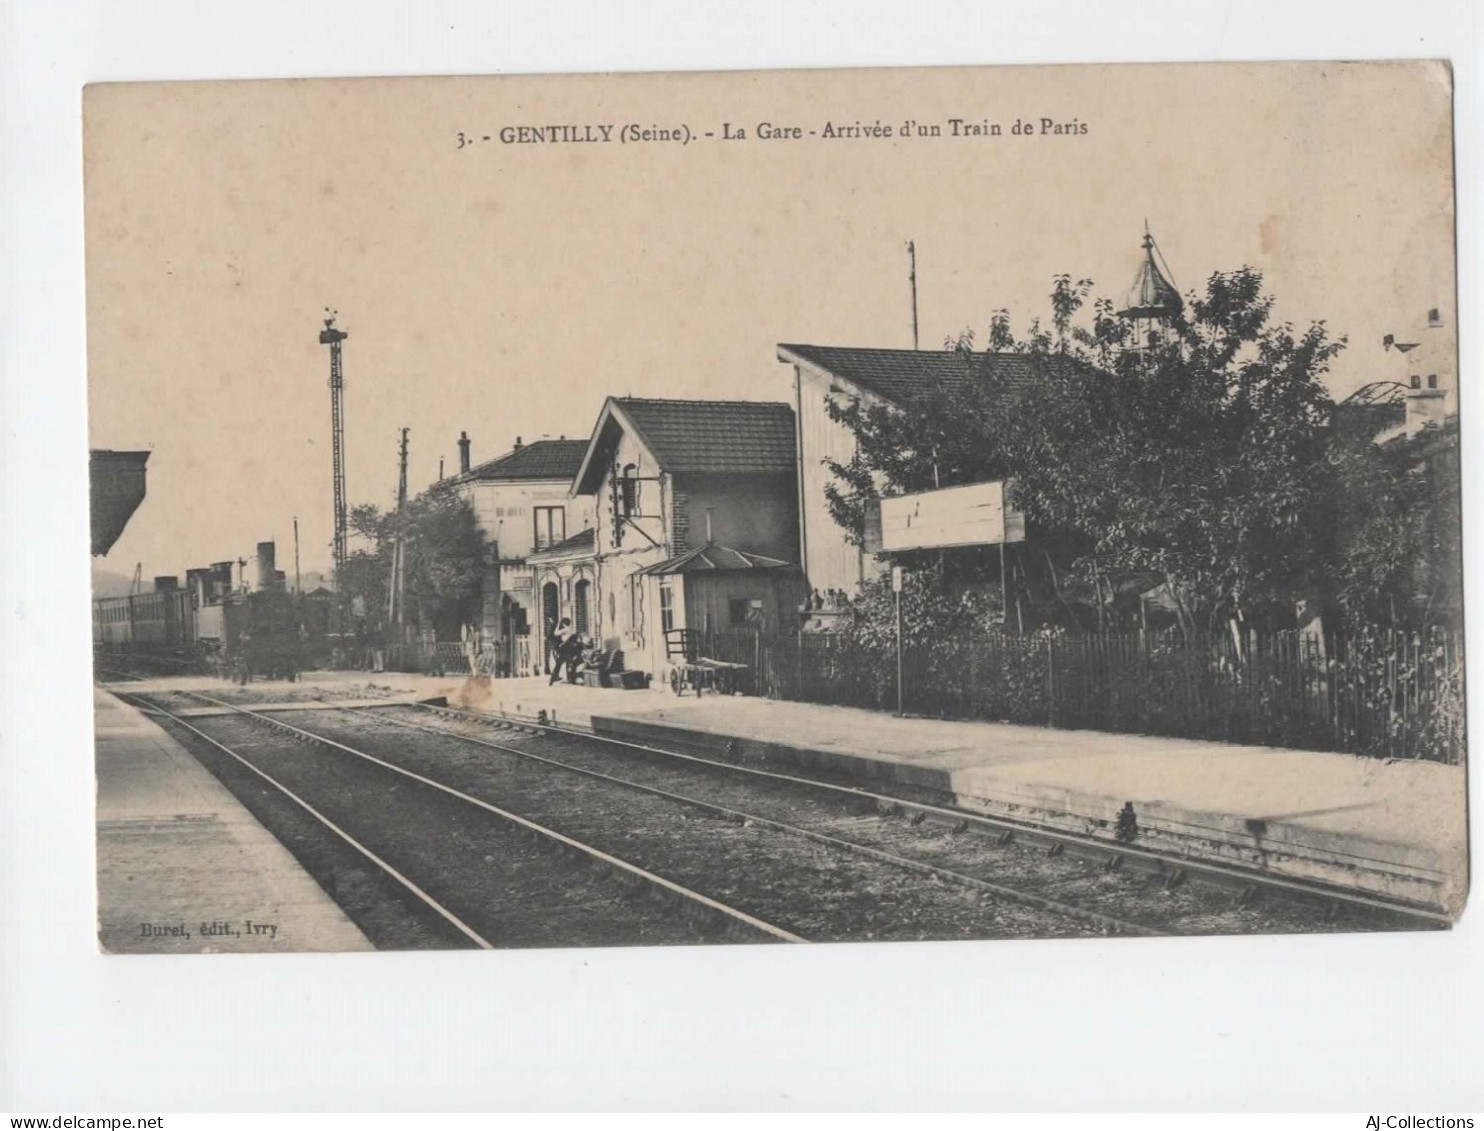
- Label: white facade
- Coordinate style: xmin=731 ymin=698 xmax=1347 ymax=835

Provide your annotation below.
xmin=456 ymin=478 xmax=591 ymax=560
xmin=439 ymin=467 xmax=595 ymax=663
xmin=587 ymin=424 xmax=674 ymax=667
xmin=1380 ymin=308 xmax=1458 ymax=442
xmin=786 ymin=355 xmax=888 ymax=597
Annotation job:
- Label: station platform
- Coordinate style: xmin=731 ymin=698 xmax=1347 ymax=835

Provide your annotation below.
xmin=590 ymin=695 xmax=1470 ymax=915
xmin=94 ymin=688 xmax=373 ymax=953
xmin=95 ymin=671 xmax=1471 ymax=915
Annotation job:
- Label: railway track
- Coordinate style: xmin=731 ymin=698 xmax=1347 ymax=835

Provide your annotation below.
xmin=94 ymin=664 xmax=147 ymax=682
xmin=396 ymin=701 xmax=1450 ymax=934
xmin=124 ymin=688 xmax=1160 ymax=946
xmin=125 ymin=683 xmax=1445 ymax=941
xmin=120 ymin=691 xmax=800 ymax=949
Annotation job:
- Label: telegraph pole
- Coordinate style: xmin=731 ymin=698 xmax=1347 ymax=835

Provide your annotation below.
xmin=396 ymin=427 xmax=410 ymax=510
xmin=389 ymin=428 xmax=410 ymax=643
xmin=908 ymin=240 xmax=919 ymax=350
xmin=293 ymin=516 xmax=301 ymax=594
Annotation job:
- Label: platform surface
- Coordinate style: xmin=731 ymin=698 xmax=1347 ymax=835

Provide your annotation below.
xmin=591 ymin=693 xmax=1469 ymax=913
xmin=94 ymin=688 xmax=373 ymax=953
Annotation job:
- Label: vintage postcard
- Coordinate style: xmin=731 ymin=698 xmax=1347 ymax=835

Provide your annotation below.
xmin=85 ymin=61 xmax=1464 ymax=954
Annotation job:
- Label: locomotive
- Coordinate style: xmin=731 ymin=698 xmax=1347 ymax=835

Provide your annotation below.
xmin=93 ymin=586 xmax=331 ymax=678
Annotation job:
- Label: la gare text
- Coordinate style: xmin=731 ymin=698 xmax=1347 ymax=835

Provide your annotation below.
xmin=469 ymin=116 xmax=1089 ymax=149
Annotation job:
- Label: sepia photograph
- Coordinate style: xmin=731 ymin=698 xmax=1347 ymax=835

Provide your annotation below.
xmin=84 ymin=60 xmax=1465 ymax=957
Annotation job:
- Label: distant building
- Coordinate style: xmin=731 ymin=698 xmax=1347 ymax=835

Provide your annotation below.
xmin=1379 ymin=306 xmax=1456 ymax=442
xmin=431 ymin=434 xmax=593 ymax=673
xmin=1331 ymin=307 xmax=1457 ymax=446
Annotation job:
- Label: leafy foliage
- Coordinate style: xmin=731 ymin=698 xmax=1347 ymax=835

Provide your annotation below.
xmin=1325 ymin=429 xmax=1462 ymax=626
xmin=342 ymin=492 xmax=484 ymax=637
xmin=822 ymin=266 xmax=1403 ymax=634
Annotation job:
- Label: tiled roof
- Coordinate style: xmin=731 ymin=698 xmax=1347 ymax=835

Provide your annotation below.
xmin=637 ymin=543 xmax=792 ymax=576
xmin=616 ymin=398 xmax=796 ymax=474
xmin=445 ymin=438 xmax=589 ymax=486
xmin=778 ymin=344 xmax=1077 ymax=406
xmin=526 ymin=526 xmax=597 ymax=562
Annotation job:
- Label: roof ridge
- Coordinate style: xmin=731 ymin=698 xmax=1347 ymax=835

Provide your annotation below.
xmin=781 ymin=342 xmax=1035 ymax=359
xmin=617 ymin=396 xmax=793 ymax=409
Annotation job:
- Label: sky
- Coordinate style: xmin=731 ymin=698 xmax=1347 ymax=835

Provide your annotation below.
xmin=85 ymin=61 xmax=1457 ymax=582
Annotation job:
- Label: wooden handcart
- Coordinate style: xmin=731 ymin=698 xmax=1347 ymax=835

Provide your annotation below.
xmin=664 ymin=628 xmax=750 ymax=696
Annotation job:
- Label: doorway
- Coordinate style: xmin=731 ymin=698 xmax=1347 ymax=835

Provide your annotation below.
xmin=542 ymin=581 xmax=559 ymax=672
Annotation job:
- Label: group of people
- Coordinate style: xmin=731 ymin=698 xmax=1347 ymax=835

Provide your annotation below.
xmin=546 ymin=618 xmax=589 ymax=685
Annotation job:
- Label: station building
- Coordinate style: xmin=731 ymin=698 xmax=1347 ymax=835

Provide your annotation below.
xmin=559 ymin=396 xmax=803 ymax=679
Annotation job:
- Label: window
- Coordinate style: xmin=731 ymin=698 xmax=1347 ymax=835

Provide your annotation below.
xmin=1427 ymin=374 xmax=1438 ymax=390
xmin=533 ymin=506 xmax=565 ymax=550
xmin=659 ymin=581 xmax=676 ymax=635
xmin=621 ymin=463 xmax=639 ymax=517
xmin=574 ymin=579 xmax=591 ymax=636
xmin=1410 ymin=374 xmax=1422 ymax=390
xmin=729 ymin=597 xmax=763 ymax=626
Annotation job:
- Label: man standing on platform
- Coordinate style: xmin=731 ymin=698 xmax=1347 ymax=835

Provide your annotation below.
xmin=547 ymin=617 xmax=574 ymax=686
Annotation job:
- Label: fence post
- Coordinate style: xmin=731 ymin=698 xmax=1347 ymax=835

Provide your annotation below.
xmin=895 ymin=586 xmax=904 ymax=716
xmin=892 ymin=566 xmax=905 ymax=716
xmin=755 ymin=630 xmax=762 ymax=697
xmin=1046 ymin=634 xmax=1055 ymax=727
xmin=968 ymin=628 xmax=977 ymax=718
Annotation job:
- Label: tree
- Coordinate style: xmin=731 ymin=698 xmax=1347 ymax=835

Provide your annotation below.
xmin=825 ymin=267 xmax=1350 ymax=635
xmin=342 ymin=491 xmax=485 ymax=640
xmin=1326 ymin=425 xmax=1461 ymax=628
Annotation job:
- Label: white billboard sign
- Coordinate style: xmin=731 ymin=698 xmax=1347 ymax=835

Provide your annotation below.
xmin=879 ymin=480 xmax=1026 ymax=551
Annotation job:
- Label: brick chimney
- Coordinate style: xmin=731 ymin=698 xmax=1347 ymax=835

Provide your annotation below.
xmin=255 ymin=541 xmax=278 ymax=592
xmin=458 ymin=431 xmax=471 ymax=474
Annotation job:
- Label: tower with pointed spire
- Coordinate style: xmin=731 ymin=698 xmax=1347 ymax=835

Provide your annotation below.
xmin=1118 ymin=225 xmax=1182 ymax=355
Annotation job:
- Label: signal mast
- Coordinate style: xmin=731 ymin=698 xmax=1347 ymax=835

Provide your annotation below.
xmin=318 ymin=310 xmax=349 ymax=593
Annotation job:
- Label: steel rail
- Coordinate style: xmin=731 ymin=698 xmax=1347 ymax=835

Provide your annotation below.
xmin=106 ymin=664 xmax=1448 ymax=932
xmin=396 ymin=700 xmax=1453 ymax=931
xmin=338 ymin=704 xmax=1163 ymax=937
xmin=118 ymin=693 xmax=496 ymax=950
xmin=161 ymin=690 xmax=806 ymax=944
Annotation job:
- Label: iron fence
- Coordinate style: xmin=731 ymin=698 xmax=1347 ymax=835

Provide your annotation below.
xmin=693 ymin=625 xmax=1465 ymax=764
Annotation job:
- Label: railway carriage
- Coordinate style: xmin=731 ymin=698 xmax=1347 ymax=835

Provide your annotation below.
xmin=92 ymin=589 xmax=195 ymax=648
xmin=95 ymin=583 xmax=332 ymax=678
